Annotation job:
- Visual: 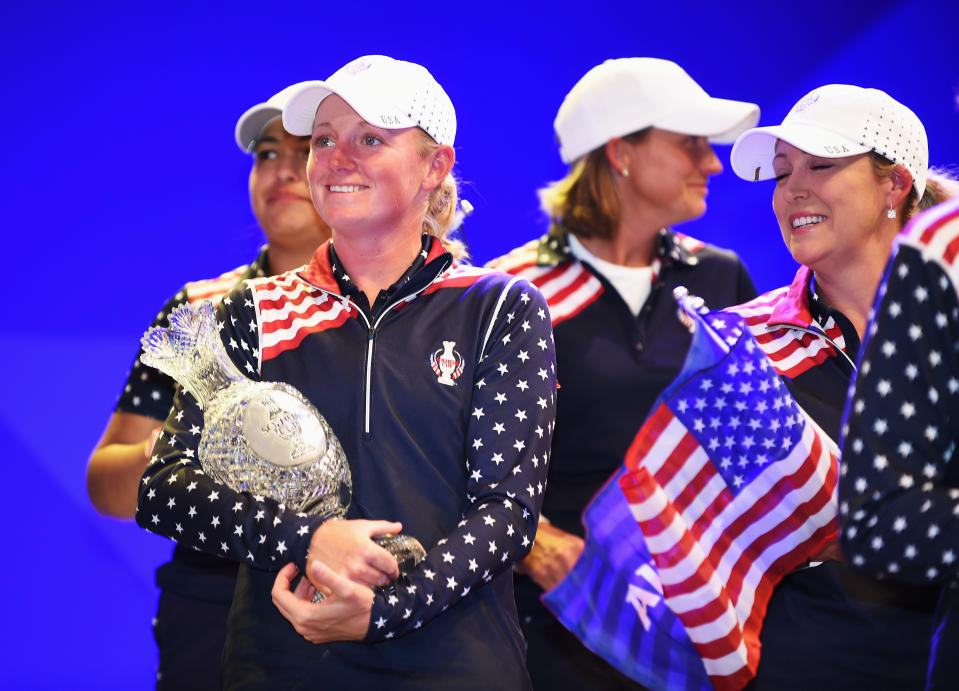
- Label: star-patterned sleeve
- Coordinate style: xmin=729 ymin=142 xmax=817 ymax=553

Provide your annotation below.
xmin=135 ymin=283 xmax=323 ymax=570
xmin=365 ymin=277 xmax=557 ymax=642
xmin=115 ymin=288 xmax=188 ymax=420
xmin=839 ymin=241 xmax=959 ymax=586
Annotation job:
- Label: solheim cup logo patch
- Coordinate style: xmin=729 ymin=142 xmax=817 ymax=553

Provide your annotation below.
xmin=793 ymin=92 xmax=820 ymax=113
xmin=430 ymin=340 xmax=464 ymax=386
xmin=345 ymin=58 xmax=372 ymax=74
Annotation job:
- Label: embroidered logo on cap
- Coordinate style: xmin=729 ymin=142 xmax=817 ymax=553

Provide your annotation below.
xmin=794 ymin=92 xmax=821 ymax=113
xmin=346 ymin=58 xmax=373 ymax=75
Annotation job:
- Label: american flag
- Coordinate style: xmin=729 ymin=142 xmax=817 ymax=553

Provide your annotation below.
xmin=543 ymin=465 xmax=712 ymax=691
xmin=619 ymin=309 xmax=838 ymax=690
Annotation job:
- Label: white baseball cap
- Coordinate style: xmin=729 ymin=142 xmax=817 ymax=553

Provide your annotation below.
xmin=730 ymin=84 xmax=928 ymax=197
xmin=234 ymin=84 xmax=303 ymax=153
xmin=554 ymin=57 xmax=760 ymax=164
xmin=283 ymin=55 xmax=456 ymax=146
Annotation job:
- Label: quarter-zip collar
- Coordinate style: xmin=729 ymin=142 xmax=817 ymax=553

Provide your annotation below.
xmin=297 ymin=239 xmax=340 ymax=292
xmin=768 ymin=265 xmax=816 ymax=328
xmin=295 ymin=234 xmax=454 ymax=440
xmin=298 ymin=234 xmax=452 ymax=318
xmin=536 ymin=228 xmax=700 ymax=274
xmin=766 ymin=264 xmax=859 ymax=369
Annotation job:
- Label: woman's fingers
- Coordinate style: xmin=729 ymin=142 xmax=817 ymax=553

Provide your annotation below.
xmin=366 ymin=521 xmax=403 ymax=538
xmin=310 ymin=559 xmax=364 ymax=602
xmin=308 ymin=519 xmax=405 ymax=586
xmin=271 ymin=563 xmax=303 ymax=621
xmin=293 ymin=570 xmax=316 ymax=600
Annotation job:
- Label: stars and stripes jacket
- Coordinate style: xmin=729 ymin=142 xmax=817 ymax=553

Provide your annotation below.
xmin=724 ymin=263 xmax=857 ymax=443
xmin=839 ymin=197 xmax=959 ymax=688
xmin=118 ymin=248 xmax=271 ymax=602
xmin=489 ymin=229 xmax=757 ymax=656
xmin=117 ymin=246 xmax=269 ymax=422
xmin=489 ymin=229 xmax=756 ymax=539
xmin=723 ymin=261 xmax=939 ymax=689
xmin=136 ymin=235 xmax=557 ymax=689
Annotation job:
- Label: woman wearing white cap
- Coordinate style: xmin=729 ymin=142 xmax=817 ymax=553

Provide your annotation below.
xmin=726 ymin=84 xmax=956 ymax=689
xmin=489 ymin=57 xmax=760 ymax=689
xmin=135 ymin=55 xmax=556 ymax=690
xmin=86 ymin=87 xmax=331 ymax=689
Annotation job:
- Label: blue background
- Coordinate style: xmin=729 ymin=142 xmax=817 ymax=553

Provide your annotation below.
xmin=2 ymin=1 xmax=958 ymax=687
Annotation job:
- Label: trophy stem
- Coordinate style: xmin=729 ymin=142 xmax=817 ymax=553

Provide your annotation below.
xmin=141 ymin=301 xmax=249 ymax=410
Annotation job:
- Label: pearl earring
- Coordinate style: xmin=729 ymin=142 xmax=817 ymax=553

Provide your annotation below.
xmin=621 ymin=168 xmax=629 ymax=178
xmin=887 ymin=207 xmax=897 ymax=220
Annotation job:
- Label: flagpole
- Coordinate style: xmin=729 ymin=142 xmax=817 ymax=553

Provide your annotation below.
xmin=672 ymin=286 xmax=731 ymax=354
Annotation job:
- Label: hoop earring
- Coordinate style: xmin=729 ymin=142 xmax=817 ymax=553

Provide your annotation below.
xmin=887 ymin=206 xmax=897 ymax=220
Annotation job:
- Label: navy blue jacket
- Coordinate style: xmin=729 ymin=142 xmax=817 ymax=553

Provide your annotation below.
xmin=118 ymin=250 xmax=271 ymax=603
xmin=491 ymin=229 xmax=756 ymax=538
xmin=840 ymin=198 xmax=959 ymax=690
xmin=137 ymin=236 xmax=557 ymax=690
xmin=490 ymin=230 xmax=756 ymax=689
xmin=728 ymin=266 xmax=939 ymax=690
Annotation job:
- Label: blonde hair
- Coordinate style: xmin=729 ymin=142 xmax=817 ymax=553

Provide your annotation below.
xmin=919 ymin=168 xmax=959 ymax=212
xmin=416 ymin=130 xmax=468 ymax=261
xmin=869 ymin=153 xmax=959 ymax=224
xmin=538 ymin=129 xmax=650 ymax=240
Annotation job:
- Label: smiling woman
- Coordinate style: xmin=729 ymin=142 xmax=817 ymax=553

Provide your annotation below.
xmin=770 ymin=142 xmax=900 ymax=303
xmin=134 ymin=55 xmax=557 ymax=691
xmin=723 ymin=84 xmax=958 ymax=689
xmin=304 ymin=94 xmax=448 ymax=287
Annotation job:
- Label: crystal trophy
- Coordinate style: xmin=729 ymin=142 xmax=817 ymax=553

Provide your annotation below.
xmin=140 ymin=301 xmax=426 ymax=575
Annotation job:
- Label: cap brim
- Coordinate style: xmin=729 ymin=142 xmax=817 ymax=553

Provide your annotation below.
xmin=730 ymin=122 xmax=871 ymax=182
xmin=283 ymin=82 xmax=335 ymax=136
xmin=234 ymin=104 xmax=282 ymax=152
xmin=283 ymin=80 xmax=418 ymax=137
xmin=656 ymin=97 xmax=760 ymax=144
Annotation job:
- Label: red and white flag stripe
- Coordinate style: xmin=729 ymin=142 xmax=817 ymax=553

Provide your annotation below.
xmin=620 ymin=395 xmax=837 ymax=689
xmin=252 ymin=275 xmax=355 ymax=364
xmin=185 ymin=265 xmax=248 ymax=304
